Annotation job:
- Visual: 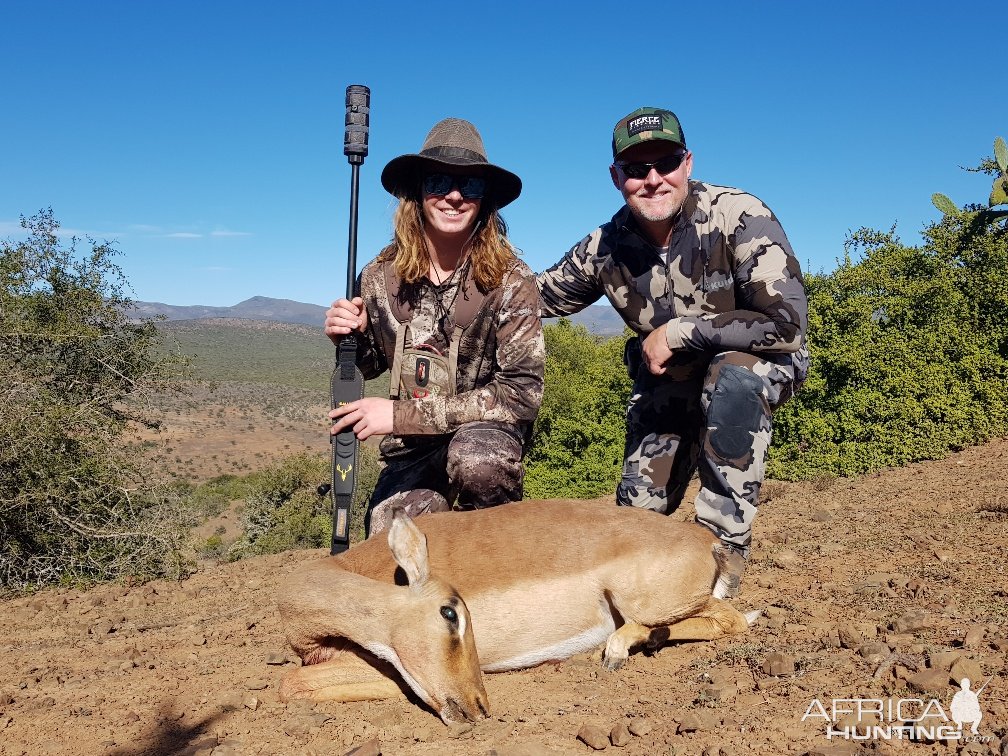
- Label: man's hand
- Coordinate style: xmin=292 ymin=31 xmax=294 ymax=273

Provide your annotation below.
xmin=329 ymin=397 xmax=393 ymax=441
xmin=325 ymin=297 xmax=368 ymax=345
xmin=641 ymin=325 xmax=674 ymax=374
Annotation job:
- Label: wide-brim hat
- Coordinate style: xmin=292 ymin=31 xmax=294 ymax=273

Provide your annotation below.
xmin=381 ymin=118 xmax=522 ymax=210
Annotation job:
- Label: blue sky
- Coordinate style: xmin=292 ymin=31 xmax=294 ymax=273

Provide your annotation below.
xmin=3 ymin=1 xmax=1003 ymax=307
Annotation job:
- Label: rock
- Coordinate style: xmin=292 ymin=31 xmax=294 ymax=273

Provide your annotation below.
xmin=211 ymin=741 xmax=244 ymax=756
xmin=345 ymin=738 xmax=381 ymax=756
xmin=858 ymin=641 xmax=891 ymax=658
xmin=948 ymin=658 xmax=983 ymax=688
xmin=90 ymin=621 xmax=114 ymax=637
xmin=241 ymin=693 xmax=258 ymax=710
xmin=307 ymin=712 xmax=331 ymax=728
xmin=928 ymin=651 xmax=962 ymax=671
xmin=628 ymin=717 xmax=653 ymax=736
xmin=577 ymin=723 xmax=610 ymax=750
xmin=699 ymin=681 xmax=737 ymax=702
xmin=180 ymin=735 xmax=217 ymax=755
xmin=217 ymin=691 xmax=244 ymax=711
xmin=609 ymin=721 xmax=632 ymax=746
xmin=886 ymin=633 xmax=917 ymax=648
xmin=762 ymin=651 xmax=796 ymax=677
xmin=283 ymin=717 xmax=313 ymax=738
xmin=958 ymin=743 xmax=988 ymax=755
xmin=838 ymin=622 xmax=876 ymax=648
xmin=837 ymin=623 xmax=865 ymax=649
xmin=265 ymin=652 xmax=289 ymax=665
xmin=410 ymin=725 xmax=434 ymax=742
xmin=245 ymin=679 xmax=269 ymax=690
xmin=890 ymin=609 xmax=929 ymax=633
xmin=905 ymin=668 xmax=950 ymax=693
xmin=963 ymin=626 xmax=986 ymax=648
xmin=822 ymin=627 xmax=841 ymax=648
xmin=446 ymin=721 xmax=473 ymax=739
xmin=772 ymin=549 xmax=799 ymax=569
xmin=933 ymin=548 xmax=953 ymax=563
xmin=989 ymin=637 xmax=1008 ymax=652
xmin=677 ymin=711 xmax=713 ymax=733
xmin=491 ymin=745 xmax=555 ymax=756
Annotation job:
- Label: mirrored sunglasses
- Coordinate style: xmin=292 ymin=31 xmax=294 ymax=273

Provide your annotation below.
xmin=617 ymin=152 xmax=687 ymax=180
xmin=422 ymin=173 xmax=487 ymax=200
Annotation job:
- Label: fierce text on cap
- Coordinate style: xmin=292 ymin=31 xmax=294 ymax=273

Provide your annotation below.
xmin=627 ymin=115 xmax=663 ymax=137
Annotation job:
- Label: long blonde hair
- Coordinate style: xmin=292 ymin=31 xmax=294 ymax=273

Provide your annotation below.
xmin=379 ymin=198 xmax=518 ymax=291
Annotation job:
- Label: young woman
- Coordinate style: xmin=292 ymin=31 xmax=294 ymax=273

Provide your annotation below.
xmin=324 ymin=118 xmax=544 ymax=536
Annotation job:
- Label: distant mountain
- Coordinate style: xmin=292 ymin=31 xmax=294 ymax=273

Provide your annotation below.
xmin=130 ymin=295 xmax=628 ymax=336
xmin=128 ymin=296 xmax=328 ymax=327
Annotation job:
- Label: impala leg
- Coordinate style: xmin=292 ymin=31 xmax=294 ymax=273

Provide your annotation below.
xmin=602 ymin=600 xmax=751 ymax=670
xmin=279 ymin=648 xmax=409 ymax=703
xmin=658 ymin=599 xmax=751 ymax=642
xmin=602 ymin=621 xmax=652 ymax=670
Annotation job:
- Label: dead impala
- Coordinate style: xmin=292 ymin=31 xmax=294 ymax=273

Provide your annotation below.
xmin=276 ymin=499 xmax=756 ymax=724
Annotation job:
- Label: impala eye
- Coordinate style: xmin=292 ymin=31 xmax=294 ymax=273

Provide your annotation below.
xmin=440 ymin=605 xmax=458 ymax=623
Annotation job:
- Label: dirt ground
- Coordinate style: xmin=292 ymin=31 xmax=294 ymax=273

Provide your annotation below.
xmin=125 ymin=382 xmax=332 ymax=482
xmin=2 ymin=409 xmax=1007 ymax=755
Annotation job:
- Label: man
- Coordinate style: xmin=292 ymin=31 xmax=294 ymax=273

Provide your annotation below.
xmin=537 ymin=107 xmax=808 ymax=598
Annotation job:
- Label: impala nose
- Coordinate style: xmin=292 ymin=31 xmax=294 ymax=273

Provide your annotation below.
xmin=440 ymin=685 xmax=490 ymax=724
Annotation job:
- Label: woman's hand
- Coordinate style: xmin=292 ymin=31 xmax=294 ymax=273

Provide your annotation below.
xmin=325 ymin=297 xmax=368 ymax=344
xmin=329 ymin=397 xmax=393 ymax=441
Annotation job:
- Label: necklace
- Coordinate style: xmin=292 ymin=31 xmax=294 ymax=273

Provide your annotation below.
xmin=426 ymin=249 xmax=470 ymax=344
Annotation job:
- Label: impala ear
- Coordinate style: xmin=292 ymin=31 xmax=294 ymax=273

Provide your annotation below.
xmin=388 ymin=509 xmax=430 ymax=588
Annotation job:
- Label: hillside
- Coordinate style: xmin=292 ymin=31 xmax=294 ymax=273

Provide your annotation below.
xmin=129 ymin=297 xmax=329 ymax=327
xmin=1 ymin=439 xmax=1006 ymax=754
xmin=138 ymin=319 xmax=388 ymax=481
xmin=158 ymin=318 xmax=334 ymax=391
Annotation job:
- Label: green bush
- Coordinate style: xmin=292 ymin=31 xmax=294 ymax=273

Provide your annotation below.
xmin=769 ymin=220 xmax=1008 ymax=479
xmin=526 ymin=195 xmax=1008 ymax=486
xmin=1 ymin=210 xmax=193 ymax=592
xmin=524 ymin=319 xmax=632 ymax=498
xmin=226 ymin=445 xmax=380 ymax=558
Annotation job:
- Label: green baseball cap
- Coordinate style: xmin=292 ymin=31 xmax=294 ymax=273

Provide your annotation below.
xmin=612 ymin=107 xmax=686 ymax=158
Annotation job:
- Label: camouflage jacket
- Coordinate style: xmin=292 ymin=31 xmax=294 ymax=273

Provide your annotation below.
xmin=352 ymin=249 xmax=545 ymax=439
xmin=538 ymin=182 xmax=809 ymax=380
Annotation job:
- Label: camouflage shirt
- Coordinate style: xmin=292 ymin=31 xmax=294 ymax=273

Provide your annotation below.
xmin=538 ymin=182 xmax=809 ymax=379
xmin=353 ymin=250 xmax=545 ymax=439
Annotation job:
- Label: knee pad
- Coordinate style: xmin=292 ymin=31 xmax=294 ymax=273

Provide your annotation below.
xmin=707 ymin=365 xmax=766 ymax=460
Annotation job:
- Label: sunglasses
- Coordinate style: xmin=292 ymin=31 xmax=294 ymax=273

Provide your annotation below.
xmin=616 ymin=152 xmax=687 ymax=180
xmin=422 ymin=173 xmax=487 ymax=200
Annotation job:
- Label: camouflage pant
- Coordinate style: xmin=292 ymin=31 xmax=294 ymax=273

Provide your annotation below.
xmin=365 ymin=421 xmax=526 ymax=537
xmin=617 ymin=349 xmax=805 ymax=554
